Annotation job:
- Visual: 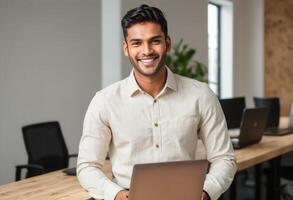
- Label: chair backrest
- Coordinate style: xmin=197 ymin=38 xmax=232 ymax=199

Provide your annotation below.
xmin=219 ymin=97 xmax=246 ymax=129
xmin=22 ymin=121 xmax=69 ymax=173
xmin=253 ymin=97 xmax=280 ymax=128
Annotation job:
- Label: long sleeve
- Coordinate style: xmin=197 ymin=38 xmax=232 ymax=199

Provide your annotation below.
xmin=77 ymin=93 xmax=123 ymax=200
xmin=198 ymin=87 xmax=237 ymax=200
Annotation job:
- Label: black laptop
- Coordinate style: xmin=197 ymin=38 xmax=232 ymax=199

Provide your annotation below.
xmin=254 ymin=97 xmax=293 ymax=136
xmin=229 ymin=107 xmax=269 ymax=149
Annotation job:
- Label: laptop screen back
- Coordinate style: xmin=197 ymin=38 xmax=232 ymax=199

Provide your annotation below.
xmin=128 ymin=160 xmax=208 ymax=200
xmin=238 ymin=107 xmax=269 ymax=147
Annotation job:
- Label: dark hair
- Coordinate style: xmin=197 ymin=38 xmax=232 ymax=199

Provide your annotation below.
xmin=121 ymin=4 xmax=168 ymax=39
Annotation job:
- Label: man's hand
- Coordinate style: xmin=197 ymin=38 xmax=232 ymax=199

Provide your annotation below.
xmin=114 ymin=190 xmax=129 ymax=200
xmin=201 ymin=191 xmax=211 ymax=200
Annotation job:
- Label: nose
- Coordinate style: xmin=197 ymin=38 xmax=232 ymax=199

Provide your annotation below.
xmin=142 ymin=43 xmax=153 ymax=55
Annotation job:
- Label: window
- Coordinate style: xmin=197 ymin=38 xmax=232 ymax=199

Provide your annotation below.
xmin=208 ymin=0 xmax=233 ymax=98
xmin=208 ymin=3 xmax=221 ymax=96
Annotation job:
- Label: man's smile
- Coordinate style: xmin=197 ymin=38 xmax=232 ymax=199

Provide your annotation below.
xmin=137 ymin=56 xmax=159 ymax=66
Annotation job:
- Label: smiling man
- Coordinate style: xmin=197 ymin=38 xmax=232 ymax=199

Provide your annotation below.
xmin=77 ymin=4 xmax=236 ymax=200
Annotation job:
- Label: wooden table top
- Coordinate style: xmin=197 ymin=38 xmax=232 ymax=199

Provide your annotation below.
xmin=0 ymin=162 xmax=112 ymax=200
xmin=1 ymin=118 xmax=293 ymax=200
xmin=236 ymin=134 xmax=293 ymax=171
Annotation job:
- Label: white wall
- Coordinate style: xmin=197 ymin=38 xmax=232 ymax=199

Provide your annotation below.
xmin=233 ymin=0 xmax=264 ymax=106
xmin=0 ymin=0 xmax=101 ymax=184
xmin=101 ymin=0 xmax=122 ymax=87
xmin=120 ymin=0 xmax=208 ymax=78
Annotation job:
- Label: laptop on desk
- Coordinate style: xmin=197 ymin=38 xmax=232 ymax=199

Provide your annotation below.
xmin=264 ymin=108 xmax=293 ymax=135
xmin=229 ymin=107 xmax=269 ymax=149
xmin=128 ymin=160 xmax=209 ymax=200
xmin=254 ymin=97 xmax=293 ymax=136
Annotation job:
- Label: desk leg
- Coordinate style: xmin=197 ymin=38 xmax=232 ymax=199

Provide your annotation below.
xmin=267 ymin=157 xmax=281 ymax=200
xmin=255 ymin=164 xmax=262 ymax=200
xmin=230 ymin=175 xmax=237 ymax=200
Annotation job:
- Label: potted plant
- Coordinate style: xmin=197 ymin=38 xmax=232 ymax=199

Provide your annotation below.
xmin=165 ymin=39 xmax=208 ymax=83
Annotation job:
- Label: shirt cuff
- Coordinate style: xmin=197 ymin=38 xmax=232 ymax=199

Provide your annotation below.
xmin=203 ymin=175 xmax=222 ymax=200
xmin=104 ymin=181 xmax=125 ymax=200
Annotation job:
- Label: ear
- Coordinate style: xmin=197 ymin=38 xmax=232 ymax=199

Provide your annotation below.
xmin=165 ymin=36 xmax=172 ymax=52
xmin=123 ymin=40 xmax=129 ymax=57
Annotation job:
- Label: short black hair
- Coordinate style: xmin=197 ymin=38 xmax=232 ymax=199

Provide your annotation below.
xmin=121 ymin=4 xmax=168 ymax=39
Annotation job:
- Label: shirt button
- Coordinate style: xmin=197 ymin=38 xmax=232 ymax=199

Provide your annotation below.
xmin=156 ymin=144 xmax=159 ymax=148
xmin=154 ymin=123 xmax=158 ymax=127
xmin=154 ymin=99 xmax=157 ymax=103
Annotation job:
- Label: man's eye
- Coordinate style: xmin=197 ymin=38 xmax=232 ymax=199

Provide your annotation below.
xmin=131 ymin=42 xmax=141 ymax=46
xmin=151 ymin=40 xmax=161 ymax=44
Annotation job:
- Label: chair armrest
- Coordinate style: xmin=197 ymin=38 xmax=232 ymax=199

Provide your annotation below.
xmin=68 ymin=154 xmax=78 ymax=158
xmin=68 ymin=153 xmax=110 ymax=160
xmin=15 ymin=164 xmax=45 ymax=181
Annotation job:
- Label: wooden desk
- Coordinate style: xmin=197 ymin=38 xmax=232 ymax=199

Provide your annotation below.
xmin=236 ymin=134 xmax=293 ymax=171
xmin=1 ymin=126 xmax=293 ymax=199
xmin=0 ymin=161 xmax=112 ymax=200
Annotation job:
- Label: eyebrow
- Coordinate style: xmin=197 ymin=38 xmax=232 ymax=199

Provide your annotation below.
xmin=129 ymin=35 xmax=164 ymax=42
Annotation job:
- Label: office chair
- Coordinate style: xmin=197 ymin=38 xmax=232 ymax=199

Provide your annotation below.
xmin=219 ymin=97 xmax=246 ymax=129
xmin=15 ymin=121 xmax=77 ymax=181
xmin=253 ymin=97 xmax=280 ymax=128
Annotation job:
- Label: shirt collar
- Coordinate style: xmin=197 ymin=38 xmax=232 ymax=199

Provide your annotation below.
xmin=127 ymin=66 xmax=177 ymax=97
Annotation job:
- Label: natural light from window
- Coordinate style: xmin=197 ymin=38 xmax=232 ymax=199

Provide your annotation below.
xmin=208 ymin=3 xmax=220 ymax=96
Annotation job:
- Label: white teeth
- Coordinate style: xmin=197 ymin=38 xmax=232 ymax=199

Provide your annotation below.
xmin=140 ymin=58 xmax=155 ymax=64
xmin=141 ymin=59 xmax=153 ymax=63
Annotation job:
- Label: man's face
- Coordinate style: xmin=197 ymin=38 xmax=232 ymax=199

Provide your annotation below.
xmin=123 ymin=22 xmax=171 ymax=77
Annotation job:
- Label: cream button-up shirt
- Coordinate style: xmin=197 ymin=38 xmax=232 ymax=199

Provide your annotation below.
xmin=77 ymin=67 xmax=237 ymax=200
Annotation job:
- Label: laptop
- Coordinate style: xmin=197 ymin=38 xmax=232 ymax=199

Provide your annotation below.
xmin=265 ymin=105 xmax=293 ymax=136
xmin=229 ymin=107 xmax=269 ymax=149
xmin=254 ymin=97 xmax=293 ymax=136
xmin=128 ymin=160 xmax=209 ymax=200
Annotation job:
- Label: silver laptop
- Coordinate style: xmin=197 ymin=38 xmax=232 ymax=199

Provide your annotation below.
xmin=128 ymin=160 xmax=209 ymax=200
xmin=229 ymin=107 xmax=269 ymax=149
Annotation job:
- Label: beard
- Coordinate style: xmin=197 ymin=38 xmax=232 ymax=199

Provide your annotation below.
xmin=128 ymin=52 xmax=166 ymax=77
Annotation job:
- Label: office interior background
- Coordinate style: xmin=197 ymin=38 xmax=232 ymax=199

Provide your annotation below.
xmin=0 ymin=0 xmax=292 ymax=186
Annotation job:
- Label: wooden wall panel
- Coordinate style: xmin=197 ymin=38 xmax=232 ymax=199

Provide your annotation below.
xmin=265 ymin=0 xmax=293 ymax=116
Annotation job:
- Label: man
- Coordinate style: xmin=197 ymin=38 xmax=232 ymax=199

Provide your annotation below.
xmin=77 ymin=4 xmax=236 ymax=200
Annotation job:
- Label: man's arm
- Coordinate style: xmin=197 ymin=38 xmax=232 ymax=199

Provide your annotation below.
xmin=198 ymin=86 xmax=237 ymax=200
xmin=77 ymin=93 xmax=124 ymax=200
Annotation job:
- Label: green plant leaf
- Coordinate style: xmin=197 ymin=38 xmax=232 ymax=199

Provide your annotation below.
xmin=166 ymin=39 xmax=208 ymax=83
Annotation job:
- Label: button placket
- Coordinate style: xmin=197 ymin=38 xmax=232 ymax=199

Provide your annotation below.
xmin=152 ymin=98 xmax=161 ymax=161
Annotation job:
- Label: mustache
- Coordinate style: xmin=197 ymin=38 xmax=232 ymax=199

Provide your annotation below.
xmin=137 ymin=53 xmax=159 ymax=60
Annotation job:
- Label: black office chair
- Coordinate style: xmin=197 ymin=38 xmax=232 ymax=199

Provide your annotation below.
xmin=219 ymin=97 xmax=246 ymax=129
xmin=15 ymin=121 xmax=77 ymax=181
xmin=253 ymin=97 xmax=280 ymax=128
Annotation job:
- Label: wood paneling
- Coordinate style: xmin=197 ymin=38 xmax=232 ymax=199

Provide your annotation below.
xmin=265 ymin=0 xmax=293 ymax=115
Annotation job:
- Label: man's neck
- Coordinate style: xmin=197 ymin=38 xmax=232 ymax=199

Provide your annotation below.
xmin=134 ymin=67 xmax=167 ymax=98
